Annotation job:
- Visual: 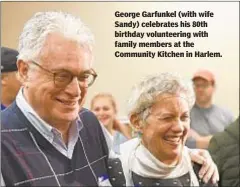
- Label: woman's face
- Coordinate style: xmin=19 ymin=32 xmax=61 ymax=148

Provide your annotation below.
xmin=91 ymin=97 xmax=116 ymax=128
xmin=141 ymin=93 xmax=190 ymax=165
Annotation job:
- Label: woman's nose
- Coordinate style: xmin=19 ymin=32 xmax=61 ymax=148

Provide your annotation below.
xmin=172 ymin=119 xmax=185 ymax=132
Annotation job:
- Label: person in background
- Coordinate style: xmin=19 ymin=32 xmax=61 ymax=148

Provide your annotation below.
xmin=1 ymin=11 xmax=110 ymax=186
xmin=107 ymin=73 xmax=219 ymax=187
xmin=186 ymin=69 xmax=234 ymax=149
xmin=1 ymin=47 xmax=21 ymax=110
xmin=208 ymin=116 xmax=239 ymax=187
xmin=91 ymin=93 xmax=131 ymax=154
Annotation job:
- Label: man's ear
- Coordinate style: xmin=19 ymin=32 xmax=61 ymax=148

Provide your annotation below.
xmin=129 ymin=114 xmax=144 ymax=133
xmin=17 ymin=60 xmax=30 ymax=83
xmin=213 ymin=83 xmax=216 ymax=92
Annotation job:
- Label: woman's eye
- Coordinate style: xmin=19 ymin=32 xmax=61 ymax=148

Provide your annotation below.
xmin=158 ymin=117 xmax=171 ymax=121
xmin=164 ymin=117 xmax=172 ymax=120
xmin=103 ymin=107 xmax=110 ymax=111
xmin=93 ymin=108 xmax=100 ymax=112
xmin=181 ymin=116 xmax=189 ymax=121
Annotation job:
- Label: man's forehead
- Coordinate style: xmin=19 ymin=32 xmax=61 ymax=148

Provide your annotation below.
xmin=39 ymin=33 xmax=92 ymax=59
xmin=38 ymin=40 xmax=92 ymax=68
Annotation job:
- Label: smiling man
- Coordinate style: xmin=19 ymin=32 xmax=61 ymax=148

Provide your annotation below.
xmin=1 ymin=11 xmax=109 ymax=186
xmin=186 ymin=69 xmax=234 ymax=149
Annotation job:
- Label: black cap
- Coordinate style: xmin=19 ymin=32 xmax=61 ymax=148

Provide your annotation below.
xmin=1 ymin=47 xmax=19 ymax=73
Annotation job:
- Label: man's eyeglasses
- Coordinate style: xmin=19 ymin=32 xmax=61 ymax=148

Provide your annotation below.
xmin=29 ymin=61 xmax=97 ymax=88
xmin=193 ymin=83 xmax=212 ymax=89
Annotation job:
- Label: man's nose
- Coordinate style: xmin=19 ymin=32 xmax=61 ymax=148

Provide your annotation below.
xmin=64 ymin=77 xmax=81 ymax=97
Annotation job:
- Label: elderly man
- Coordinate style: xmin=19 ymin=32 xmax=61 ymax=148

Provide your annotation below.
xmin=1 ymin=12 xmax=109 ymax=186
xmin=1 ymin=47 xmax=21 ymax=110
xmin=186 ymin=69 xmax=234 ymax=149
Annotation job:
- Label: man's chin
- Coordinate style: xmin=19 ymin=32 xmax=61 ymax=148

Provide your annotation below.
xmin=56 ymin=111 xmax=79 ymax=122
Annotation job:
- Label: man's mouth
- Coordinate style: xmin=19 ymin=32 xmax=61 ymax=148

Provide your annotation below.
xmin=56 ymin=99 xmax=78 ymax=106
xmin=164 ymin=136 xmax=181 ymax=145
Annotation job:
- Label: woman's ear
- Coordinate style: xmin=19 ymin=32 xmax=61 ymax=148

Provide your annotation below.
xmin=130 ymin=114 xmax=143 ymax=133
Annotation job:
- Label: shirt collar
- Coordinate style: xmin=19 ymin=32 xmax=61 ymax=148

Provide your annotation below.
xmin=16 ymin=87 xmax=83 ymax=142
xmin=1 ymin=104 xmax=6 ymax=110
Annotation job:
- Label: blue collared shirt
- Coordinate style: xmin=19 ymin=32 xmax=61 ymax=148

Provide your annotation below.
xmin=16 ymin=88 xmax=82 ymax=159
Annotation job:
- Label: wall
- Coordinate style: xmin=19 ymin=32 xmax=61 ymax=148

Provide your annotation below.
xmin=1 ymin=2 xmax=239 ymax=118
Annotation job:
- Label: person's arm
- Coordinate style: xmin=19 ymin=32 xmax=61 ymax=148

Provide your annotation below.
xmin=113 ymin=119 xmax=132 ymax=139
xmin=188 ymin=129 xmax=213 ymax=149
xmin=186 ymin=136 xmax=197 ymax=148
xmin=196 ymin=135 xmax=213 ymax=149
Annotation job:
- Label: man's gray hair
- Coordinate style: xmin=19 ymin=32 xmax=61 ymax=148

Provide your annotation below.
xmin=127 ymin=72 xmax=195 ymax=121
xmin=18 ymin=11 xmax=94 ymax=61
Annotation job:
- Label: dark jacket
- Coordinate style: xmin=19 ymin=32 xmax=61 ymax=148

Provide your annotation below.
xmin=208 ymin=117 xmax=239 ymax=187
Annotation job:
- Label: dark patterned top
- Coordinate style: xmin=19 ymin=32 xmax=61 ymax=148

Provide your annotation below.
xmin=108 ymin=158 xmax=126 ymax=186
xmin=108 ymin=158 xmax=218 ymax=187
xmin=132 ymin=171 xmax=191 ymax=187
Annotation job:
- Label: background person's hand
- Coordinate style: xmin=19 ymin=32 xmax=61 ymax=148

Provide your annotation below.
xmin=188 ymin=129 xmax=213 ymax=149
xmin=188 ymin=129 xmax=201 ymax=139
xmin=113 ymin=119 xmax=132 ymax=139
xmin=189 ymin=148 xmax=219 ymax=184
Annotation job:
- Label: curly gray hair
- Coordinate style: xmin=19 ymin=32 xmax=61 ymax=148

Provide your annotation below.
xmin=18 ymin=11 xmax=94 ymax=62
xmin=127 ymin=72 xmax=195 ymax=122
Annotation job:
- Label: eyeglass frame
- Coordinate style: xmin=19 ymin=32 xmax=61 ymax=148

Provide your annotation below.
xmin=28 ymin=60 xmax=97 ymax=88
xmin=193 ymin=82 xmax=213 ymax=89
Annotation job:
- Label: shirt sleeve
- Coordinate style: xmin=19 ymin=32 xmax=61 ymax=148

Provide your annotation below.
xmin=186 ymin=136 xmax=197 ymax=148
xmin=222 ymin=108 xmax=235 ymax=126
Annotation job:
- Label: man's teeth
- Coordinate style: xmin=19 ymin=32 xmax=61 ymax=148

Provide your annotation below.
xmin=60 ymin=100 xmax=76 ymax=105
xmin=165 ymin=137 xmax=181 ymax=143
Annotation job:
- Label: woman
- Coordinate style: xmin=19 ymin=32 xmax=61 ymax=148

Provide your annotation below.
xmin=107 ymin=73 xmax=218 ymax=187
xmin=91 ymin=93 xmax=132 ymax=154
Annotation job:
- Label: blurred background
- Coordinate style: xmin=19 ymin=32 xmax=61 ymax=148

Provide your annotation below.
xmin=1 ymin=2 xmax=239 ymax=118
